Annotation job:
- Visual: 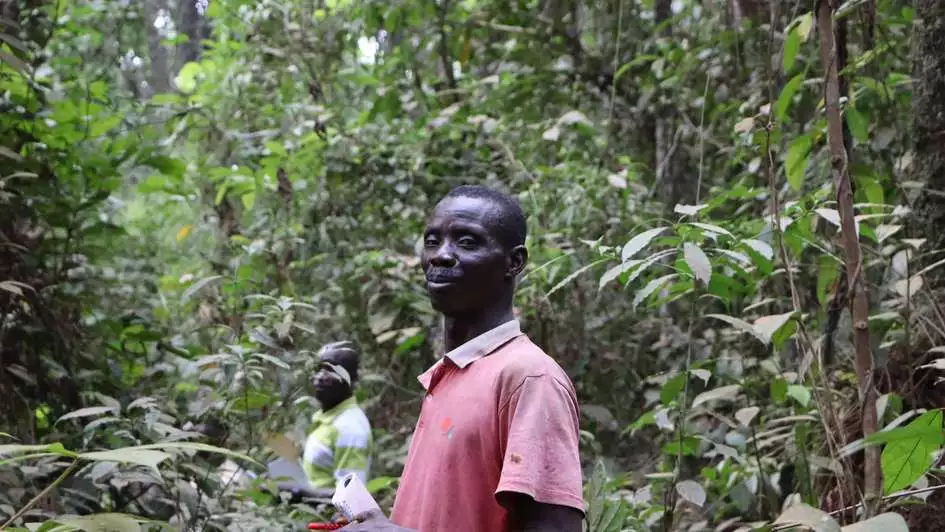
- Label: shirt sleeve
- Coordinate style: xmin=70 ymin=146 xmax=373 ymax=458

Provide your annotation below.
xmin=495 ymin=374 xmax=585 ymax=513
xmin=332 ymin=427 xmax=372 ymax=485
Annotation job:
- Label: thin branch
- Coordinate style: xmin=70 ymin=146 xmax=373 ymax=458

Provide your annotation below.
xmin=1 ymin=461 xmax=78 ymax=528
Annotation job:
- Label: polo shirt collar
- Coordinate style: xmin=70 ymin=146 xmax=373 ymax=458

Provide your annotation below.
xmin=445 ymin=319 xmax=523 ymax=369
xmin=418 ymin=319 xmax=523 ymax=390
xmin=313 ymin=395 xmax=359 ymax=424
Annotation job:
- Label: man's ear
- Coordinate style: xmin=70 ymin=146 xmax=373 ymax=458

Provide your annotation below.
xmin=507 ymin=245 xmax=528 ymax=279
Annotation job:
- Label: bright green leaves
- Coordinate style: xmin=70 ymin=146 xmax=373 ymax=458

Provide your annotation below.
xmin=783 ymin=13 xmax=814 ymax=73
xmin=845 ymin=105 xmax=870 ymax=143
xmin=661 ymin=374 xmax=687 ymax=405
xmin=175 ymin=61 xmax=202 ymax=94
xmin=876 ymin=409 xmax=944 ymax=494
xmin=775 ymin=72 xmax=805 ymax=122
xmin=622 ymin=228 xmax=666 ymax=261
xmin=705 ymin=312 xmax=796 ymax=347
xmin=787 ymin=134 xmax=813 ymax=191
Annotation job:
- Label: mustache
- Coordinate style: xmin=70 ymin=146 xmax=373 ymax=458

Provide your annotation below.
xmin=425 ymin=267 xmax=462 ymax=282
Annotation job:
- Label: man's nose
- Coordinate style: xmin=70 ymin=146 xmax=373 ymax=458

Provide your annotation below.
xmin=429 ymin=243 xmax=458 ymax=267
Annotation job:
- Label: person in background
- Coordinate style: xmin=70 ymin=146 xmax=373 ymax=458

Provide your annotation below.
xmin=344 ymin=185 xmax=584 ymax=532
xmin=277 ymin=341 xmax=373 ymax=500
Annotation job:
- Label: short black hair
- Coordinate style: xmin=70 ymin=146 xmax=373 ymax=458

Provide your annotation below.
xmin=318 ymin=340 xmax=360 ymax=383
xmin=443 ymin=185 xmax=527 ymax=249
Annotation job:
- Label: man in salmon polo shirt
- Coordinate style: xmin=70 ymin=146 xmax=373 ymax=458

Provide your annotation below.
xmin=343 ymin=185 xmax=584 ymax=531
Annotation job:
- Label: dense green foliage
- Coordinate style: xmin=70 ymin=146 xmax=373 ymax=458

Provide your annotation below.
xmin=2 ymin=0 xmax=944 ymax=530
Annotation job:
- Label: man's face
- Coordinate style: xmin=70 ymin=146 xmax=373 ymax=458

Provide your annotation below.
xmin=421 ymin=196 xmax=513 ymax=316
xmin=310 ymin=350 xmax=352 ymax=406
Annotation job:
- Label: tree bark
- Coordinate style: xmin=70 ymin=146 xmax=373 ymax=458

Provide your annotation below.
xmin=175 ymin=0 xmax=205 ymax=72
xmin=144 ymin=0 xmax=171 ymax=94
xmin=912 ymin=0 xmax=945 ymax=280
xmin=816 ymin=0 xmax=881 ymax=516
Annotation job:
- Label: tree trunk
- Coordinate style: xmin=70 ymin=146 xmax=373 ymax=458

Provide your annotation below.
xmin=816 ymin=0 xmax=882 ymax=516
xmin=144 ymin=0 xmax=171 ymax=94
xmin=175 ymin=0 xmax=205 ymax=72
xmin=652 ymin=0 xmax=691 ymax=208
xmin=912 ymin=0 xmax=945 ymax=281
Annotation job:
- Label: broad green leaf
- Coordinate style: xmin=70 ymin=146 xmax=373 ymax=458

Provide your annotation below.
xmin=0 ymin=280 xmax=30 ymax=296
xmin=796 ymin=12 xmax=814 ymax=40
xmin=627 ymin=409 xmax=657 ymax=432
xmin=660 ymin=374 xmax=687 ymax=405
xmin=242 ymin=191 xmax=256 ymax=209
xmin=876 ymin=224 xmax=902 ymax=243
xmin=0 ymin=32 xmax=28 ymax=52
xmin=599 ymin=260 xmax=639 ymax=289
xmin=0 ymin=145 xmax=23 ymax=161
xmin=817 ymin=256 xmax=841 ymax=305
xmin=632 ymin=274 xmax=676 ymax=308
xmin=90 ymin=114 xmax=122 ymax=137
xmin=754 ymin=312 xmax=794 ymax=344
xmin=688 ymin=223 xmax=733 ymax=238
xmin=582 ymin=405 xmax=616 ymax=427
xmin=840 ymin=512 xmax=909 ymax=532
xmin=742 ymin=239 xmax=774 ymax=261
xmin=733 ymin=117 xmax=755 ymax=134
xmin=776 ymin=72 xmax=805 ymax=121
xmin=57 ymin=406 xmax=119 ymax=424
xmin=786 ymin=135 xmax=813 ymax=191
xmin=775 ymin=503 xmax=842 ymax=532
xmin=366 ymin=476 xmax=398 ymax=494
xmin=38 ymin=513 xmax=153 ymax=532
xmin=846 ymin=106 xmax=870 ymax=143
xmin=880 ymin=409 xmax=943 ymax=494
xmin=771 ymin=378 xmax=789 ymax=402
xmin=135 ymin=442 xmax=260 ymax=466
xmin=621 ymin=228 xmax=665 ymax=262
xmin=78 ymin=449 xmax=170 ymax=471
xmin=180 ymin=275 xmax=223 ymax=304
xmin=141 ymin=156 xmax=186 ymax=178
xmin=783 ymin=29 xmax=800 ymax=73
xmin=0 ymin=49 xmax=28 ymax=73
xmin=175 ymin=61 xmax=202 ymax=93
xmin=674 ymin=204 xmax=708 ymax=216
xmin=625 ymin=250 xmax=676 ymax=286
xmin=0 ymin=443 xmax=60 ymax=456
xmin=253 ymin=352 xmax=291 ymax=370
xmin=675 ymin=480 xmax=706 ymax=507
xmin=689 ymin=369 xmax=711 ymax=384
xmin=787 ymin=385 xmax=812 ymax=407
xmin=736 ymin=407 xmax=760 ymax=426
xmin=547 ymin=258 xmax=610 ymax=297
xmin=706 ymin=314 xmax=765 ymax=344
xmin=682 ymin=243 xmax=711 ymax=285
xmin=691 ymin=385 xmax=741 ymax=409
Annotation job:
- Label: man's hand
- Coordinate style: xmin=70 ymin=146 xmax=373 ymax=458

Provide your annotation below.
xmin=339 ymin=510 xmax=416 ymax=532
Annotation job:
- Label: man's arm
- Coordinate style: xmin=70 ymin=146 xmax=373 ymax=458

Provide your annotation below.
xmin=274 ymin=481 xmax=334 ymax=501
xmin=494 ymin=373 xmax=586 ymax=530
xmin=499 ymin=492 xmax=584 ymax=532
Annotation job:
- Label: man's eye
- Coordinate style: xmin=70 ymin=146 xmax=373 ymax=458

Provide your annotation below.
xmin=424 ymin=236 xmax=438 ymax=247
xmin=457 ymin=237 xmax=477 ymax=248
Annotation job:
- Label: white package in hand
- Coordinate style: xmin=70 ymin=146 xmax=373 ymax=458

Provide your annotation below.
xmin=332 ymin=473 xmax=382 ymax=521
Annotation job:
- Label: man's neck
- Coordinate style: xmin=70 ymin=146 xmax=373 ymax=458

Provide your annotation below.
xmin=318 ymin=393 xmax=352 ymax=412
xmin=442 ymin=303 xmax=516 ymax=353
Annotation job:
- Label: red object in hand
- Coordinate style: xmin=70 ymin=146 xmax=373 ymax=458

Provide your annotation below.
xmin=308 ymin=523 xmax=344 ymax=530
